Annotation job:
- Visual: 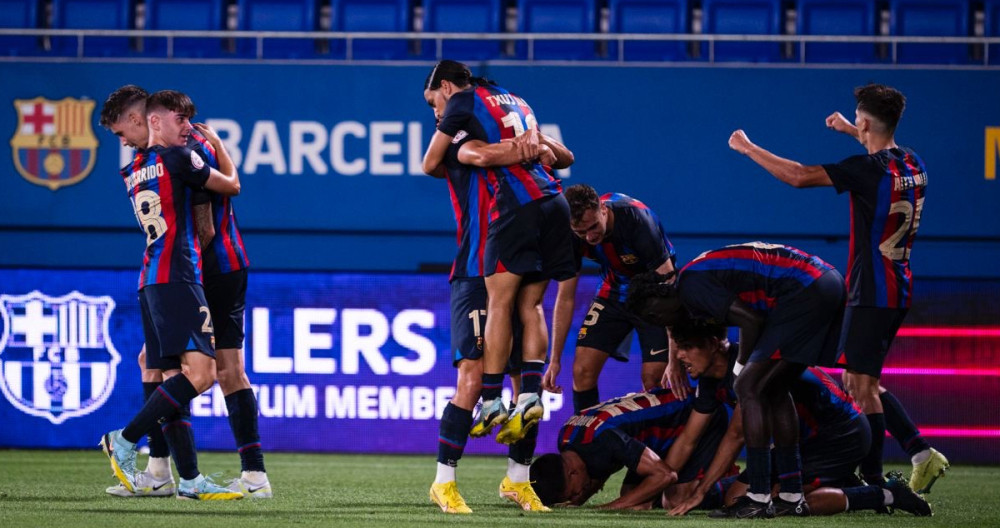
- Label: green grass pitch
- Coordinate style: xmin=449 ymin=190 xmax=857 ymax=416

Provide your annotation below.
xmin=0 ymin=450 xmax=995 ymax=527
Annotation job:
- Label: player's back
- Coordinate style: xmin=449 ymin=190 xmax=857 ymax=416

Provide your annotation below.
xmin=791 ymin=367 xmax=864 ymax=441
xmin=558 ymin=389 xmax=690 ymax=448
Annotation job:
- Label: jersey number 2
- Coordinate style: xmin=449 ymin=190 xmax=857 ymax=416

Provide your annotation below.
xmin=878 ymin=197 xmax=924 ymax=261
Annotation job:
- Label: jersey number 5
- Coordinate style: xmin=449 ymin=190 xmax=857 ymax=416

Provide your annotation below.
xmin=131 ymin=189 xmax=168 ymax=247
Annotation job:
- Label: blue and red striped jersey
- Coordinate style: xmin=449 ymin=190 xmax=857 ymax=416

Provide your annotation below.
xmin=188 ymin=133 xmax=250 ymax=276
xmin=578 ymin=193 xmax=676 ymax=302
xmin=824 ymin=147 xmax=927 ymax=308
xmin=558 ymin=389 xmax=690 ymax=453
xmin=678 ymin=242 xmax=835 ymax=323
xmin=440 ymin=133 xmax=493 ymax=280
xmin=121 ymin=145 xmax=211 ymax=289
xmin=792 ymin=367 xmax=864 ymax=442
xmin=437 ymin=84 xmax=561 ymax=220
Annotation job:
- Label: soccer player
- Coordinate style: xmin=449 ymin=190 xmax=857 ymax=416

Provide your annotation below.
xmin=625 ymin=242 xmax=845 ymax=517
xmin=422 ymin=62 xmax=573 ymax=513
xmin=100 ymin=90 xmax=242 ymax=500
xmin=422 ymin=60 xmax=578 ymax=449
xmin=548 ymin=184 xmax=676 ymax=413
xmin=657 ymin=321 xmax=929 ymax=517
xmin=528 ymin=388 xmax=728 ymax=509
xmin=728 ymin=83 xmax=948 ymax=492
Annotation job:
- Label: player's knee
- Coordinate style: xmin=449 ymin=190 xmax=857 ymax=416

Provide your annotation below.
xmin=217 ymin=367 xmax=249 ymax=394
xmin=455 ymin=375 xmax=482 ymax=402
xmin=641 ymin=371 xmax=661 ymax=391
xmin=572 ymin=362 xmax=598 ymax=388
xmin=137 ymin=348 xmax=146 ymax=368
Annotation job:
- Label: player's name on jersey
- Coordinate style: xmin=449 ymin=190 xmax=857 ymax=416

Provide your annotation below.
xmin=190 ymin=383 xmax=565 ymax=421
xmin=894 ymin=170 xmax=928 ymax=192
xmin=482 ymin=93 xmax=529 ymax=109
xmin=124 ymin=162 xmax=164 ymax=191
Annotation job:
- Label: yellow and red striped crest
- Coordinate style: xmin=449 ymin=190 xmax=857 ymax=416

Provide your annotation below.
xmin=9 ymin=97 xmax=99 ymax=191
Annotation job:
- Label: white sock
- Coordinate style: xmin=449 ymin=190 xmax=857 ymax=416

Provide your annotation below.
xmin=242 ymin=470 xmax=268 ymax=485
xmin=516 ymin=392 xmax=536 ymax=405
xmin=507 ymin=458 xmax=530 ymax=483
xmin=747 ymin=492 xmax=771 ymax=504
xmin=145 ymin=456 xmax=171 ymax=480
xmin=778 ymin=492 xmax=802 ymax=503
xmin=883 ymin=488 xmax=894 ymax=505
xmin=435 ymin=462 xmax=456 ymax=484
xmin=912 ymin=449 xmax=931 ymax=465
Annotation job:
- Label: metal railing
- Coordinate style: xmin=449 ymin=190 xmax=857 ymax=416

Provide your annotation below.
xmin=0 ymin=28 xmax=998 ymax=65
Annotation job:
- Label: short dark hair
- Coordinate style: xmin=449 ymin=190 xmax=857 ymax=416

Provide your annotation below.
xmin=146 ymin=90 xmax=196 ymax=119
xmin=529 ymin=453 xmax=566 ymax=506
xmin=424 ymin=59 xmax=496 ymax=91
xmin=564 ymin=184 xmax=600 ymax=223
xmin=670 ymin=319 xmax=726 ymax=350
xmin=624 ymin=270 xmax=678 ymax=316
xmin=855 ymin=83 xmax=906 ymax=135
xmin=100 ymin=85 xmax=148 ymax=128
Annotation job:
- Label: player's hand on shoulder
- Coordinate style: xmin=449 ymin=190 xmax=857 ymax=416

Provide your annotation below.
xmin=193 ymin=123 xmax=222 ymax=146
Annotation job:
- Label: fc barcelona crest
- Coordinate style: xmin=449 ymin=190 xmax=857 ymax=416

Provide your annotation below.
xmin=9 ymin=97 xmax=99 ymax=191
xmin=0 ymin=291 xmax=121 ymax=424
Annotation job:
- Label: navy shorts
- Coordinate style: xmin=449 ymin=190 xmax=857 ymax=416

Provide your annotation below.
xmin=802 ymin=417 xmax=871 ymax=489
xmin=484 ymin=194 xmax=577 ymax=282
xmin=449 ymin=277 xmax=523 ymax=369
xmin=676 ymin=406 xmax=730 ymax=484
xmin=836 ymin=306 xmax=908 ymax=377
xmin=204 ymin=269 xmax=247 ymax=350
xmin=140 ymin=283 xmax=215 ymax=371
xmin=576 ymin=296 xmax=669 ymax=363
xmin=749 ymin=269 xmax=846 ymax=367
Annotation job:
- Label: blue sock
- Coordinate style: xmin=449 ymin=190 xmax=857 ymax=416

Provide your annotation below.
xmin=861 ymin=413 xmax=886 ymax=484
xmin=122 ymin=375 xmax=198 ymax=444
xmin=507 ymin=418 xmax=539 ymax=465
xmin=572 ymin=388 xmax=599 ymax=413
xmin=162 ymin=405 xmax=198 ymax=480
xmin=520 ymin=361 xmax=544 ymax=396
xmin=225 ymin=389 xmax=265 ymax=472
xmin=747 ymin=447 xmax=772 ymax=496
xmin=881 ymin=391 xmax=930 ymax=457
xmin=142 ymin=382 xmax=170 ymax=458
xmin=481 ymin=373 xmax=504 ymax=402
xmin=437 ymin=403 xmax=472 ymax=466
xmin=773 ymin=445 xmax=803 ymax=494
xmin=843 ymin=485 xmax=885 ymax=511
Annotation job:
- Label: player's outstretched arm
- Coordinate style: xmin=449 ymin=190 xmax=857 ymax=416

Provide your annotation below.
xmin=728 ymin=129 xmax=833 ymax=188
xmin=544 ymin=274 xmax=580 ymax=393
xmin=599 ymin=448 xmax=677 ymax=510
xmin=669 ymin=404 xmax=745 ymax=516
xmin=663 ymin=410 xmax=715 ymax=477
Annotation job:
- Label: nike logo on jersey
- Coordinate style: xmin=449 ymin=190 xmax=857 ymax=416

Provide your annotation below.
xmin=649 ymin=348 xmax=668 ymax=356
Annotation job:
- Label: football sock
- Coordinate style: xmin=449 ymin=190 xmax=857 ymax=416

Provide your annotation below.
xmin=507 ymin=418 xmax=539 ymax=466
xmin=142 ymin=382 xmax=171 ymax=458
xmin=435 ymin=462 xmax=456 ymax=485
xmin=437 ymin=403 xmax=472 ymax=468
xmin=162 ymin=405 xmax=198 ymax=481
xmin=774 ymin=445 xmax=803 ymax=495
xmin=122 ymin=374 xmax=198 ymax=444
xmin=572 ymin=388 xmax=599 ymax=413
xmin=860 ymin=413 xmax=886 ymax=484
xmin=746 ymin=447 xmax=772 ymax=497
xmin=880 ymin=390 xmax=931 ymax=458
xmin=481 ymin=373 xmax=504 ymax=402
xmin=506 ymin=457 xmax=531 ymax=483
xmin=843 ymin=485 xmax=885 ymax=511
xmin=520 ymin=360 xmax=544 ymax=395
xmin=226 ymin=388 xmax=265 ymax=472
xmin=146 ymin=456 xmax=171 ymax=480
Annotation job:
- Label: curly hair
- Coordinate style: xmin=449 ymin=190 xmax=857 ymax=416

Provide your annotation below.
xmin=99 ymin=85 xmax=148 ymax=128
xmin=564 ymin=184 xmax=601 ymax=223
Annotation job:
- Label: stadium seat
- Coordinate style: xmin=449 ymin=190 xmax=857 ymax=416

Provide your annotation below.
xmin=889 ymin=0 xmax=972 ymax=64
xmin=50 ymin=0 xmax=135 ymax=57
xmin=516 ymin=0 xmax=601 ymax=61
xmin=796 ymin=0 xmax=881 ymax=63
xmin=237 ymin=0 xmax=321 ymax=59
xmin=700 ymin=0 xmax=784 ymax=62
xmin=0 ymin=0 xmax=41 ymax=56
xmin=985 ymin=0 xmax=1000 ymax=65
xmin=421 ymin=0 xmax=504 ymax=61
xmin=144 ymin=0 xmax=228 ymax=58
xmin=607 ymin=0 xmax=690 ymax=61
xmin=331 ymin=0 xmax=413 ymax=60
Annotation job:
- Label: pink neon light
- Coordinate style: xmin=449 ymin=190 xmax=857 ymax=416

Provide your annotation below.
xmin=896 ymin=327 xmax=1000 ymax=338
xmin=894 ymin=427 xmax=1000 ymax=439
xmin=820 ymin=367 xmax=1000 ymax=377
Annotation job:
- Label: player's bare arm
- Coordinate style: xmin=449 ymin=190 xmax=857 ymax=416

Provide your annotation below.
xmin=663 ymin=410 xmax=715 ymax=476
xmin=193 ymin=123 xmax=241 ymax=196
xmin=729 ymin=130 xmax=833 ymax=188
xmin=654 ymin=259 xmax=689 ymax=398
xmin=421 ymin=130 xmax=453 ymax=177
xmin=538 ymin=131 xmax=575 ymax=169
xmin=825 ymin=111 xmax=860 ymax=140
xmin=543 ymin=274 xmax=580 ymax=393
xmin=193 ymin=203 xmax=215 ymax=250
xmin=599 ymin=448 xmax=677 ymax=510
xmin=457 ymin=138 xmax=553 ymax=167
xmin=670 ymin=404 xmax=745 ymax=516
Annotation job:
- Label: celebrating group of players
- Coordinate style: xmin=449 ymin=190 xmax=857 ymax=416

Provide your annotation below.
xmin=420 ymin=59 xmax=946 ymax=518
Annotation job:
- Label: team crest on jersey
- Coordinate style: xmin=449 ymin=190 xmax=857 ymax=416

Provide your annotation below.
xmin=452 ymin=130 xmax=469 ymax=144
xmin=620 ymin=254 xmax=638 ymax=265
xmin=9 ymin=97 xmax=99 ymax=191
xmin=0 ymin=291 xmax=120 ymax=424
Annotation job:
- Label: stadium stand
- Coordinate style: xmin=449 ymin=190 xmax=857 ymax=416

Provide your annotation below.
xmin=700 ymin=0 xmax=784 ymax=62
xmin=237 ymin=0 xmax=320 ymax=59
xmin=890 ymin=0 xmax=973 ymax=64
xmin=607 ymin=0 xmax=690 ymax=61
xmin=985 ymin=0 xmax=1000 ymax=65
xmin=0 ymin=0 xmax=40 ymax=56
xmin=50 ymin=0 xmax=135 ymax=56
xmin=420 ymin=0 xmax=505 ymax=61
xmin=516 ymin=0 xmax=601 ymax=61
xmin=796 ymin=0 xmax=882 ymax=63
xmin=331 ymin=0 xmax=412 ymax=60
xmin=144 ymin=0 xmax=228 ymax=58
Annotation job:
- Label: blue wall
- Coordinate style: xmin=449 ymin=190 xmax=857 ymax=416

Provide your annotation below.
xmin=0 ymin=63 xmax=997 ymax=277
